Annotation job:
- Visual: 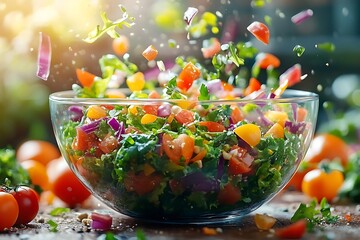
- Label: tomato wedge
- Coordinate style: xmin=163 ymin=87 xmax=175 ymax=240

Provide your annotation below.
xmin=218 ymin=183 xmax=241 ymax=205
xmin=228 ymin=157 xmax=252 ymax=176
xmin=124 ymin=171 xmax=162 ymax=195
xmin=247 ymin=21 xmax=270 ymax=45
xmin=279 ymin=64 xmax=302 ymax=87
xmin=244 ymin=77 xmax=262 ymax=96
xmin=255 ymin=53 xmax=280 ymax=69
xmin=199 ymin=121 xmax=225 ymax=132
xmin=275 ymin=219 xmax=307 ymax=239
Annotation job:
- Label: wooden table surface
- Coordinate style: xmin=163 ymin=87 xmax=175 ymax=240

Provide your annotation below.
xmin=1 ymin=191 xmax=360 ymax=240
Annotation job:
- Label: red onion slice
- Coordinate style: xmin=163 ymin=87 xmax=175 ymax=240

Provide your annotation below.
xmin=36 ymin=32 xmax=51 ymax=80
xmin=291 ymin=9 xmax=313 ymax=25
xmin=184 ymin=7 xmax=198 ymax=26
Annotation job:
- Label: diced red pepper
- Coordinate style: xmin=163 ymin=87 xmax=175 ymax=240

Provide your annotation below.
xmin=247 ymin=21 xmax=270 ymax=45
xmin=176 ymin=62 xmax=201 ymax=91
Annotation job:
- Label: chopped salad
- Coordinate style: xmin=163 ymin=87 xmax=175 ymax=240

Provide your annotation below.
xmin=50 ymin=6 xmax=318 ymax=222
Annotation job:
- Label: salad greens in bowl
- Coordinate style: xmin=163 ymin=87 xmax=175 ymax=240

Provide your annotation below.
xmin=49 ymin=80 xmax=318 ymax=223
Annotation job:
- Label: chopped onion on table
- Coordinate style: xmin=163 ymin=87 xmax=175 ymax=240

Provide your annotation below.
xmin=36 ymin=32 xmax=52 ymax=81
xmin=291 ymin=9 xmax=313 ymax=25
xmin=90 ymin=212 xmax=112 ymax=231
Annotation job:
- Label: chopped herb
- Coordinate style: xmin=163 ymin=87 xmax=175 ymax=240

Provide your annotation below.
xmin=136 ymin=228 xmax=147 ymax=240
xmin=316 ymin=42 xmax=336 ymax=52
xmin=47 ymin=219 xmax=59 ymax=232
xmin=84 ymin=5 xmax=135 ymax=43
xmin=49 ymin=207 xmax=71 ymax=216
xmin=293 ymin=45 xmax=305 ymax=57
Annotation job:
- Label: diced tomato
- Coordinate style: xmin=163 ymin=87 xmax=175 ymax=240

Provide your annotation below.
xmin=275 ymin=219 xmax=307 ymax=239
xmin=247 ymin=21 xmax=270 ymax=45
xmin=279 ymin=64 xmax=302 ymax=87
xmin=199 ymin=121 xmax=225 ymax=132
xmin=72 ymin=128 xmax=90 ymax=151
xmin=99 ymin=135 xmax=119 ymax=154
xmin=228 ymin=157 xmax=252 ymax=176
xmin=175 ymin=109 xmax=195 ymax=125
xmin=143 ymin=105 xmax=159 ymax=115
xmin=176 ymin=134 xmax=195 ymax=162
xmin=169 ymin=179 xmax=184 ymax=195
xmin=123 ymin=171 xmax=162 ymax=196
xmin=162 ymin=133 xmax=182 ymax=163
xmin=255 ymin=53 xmax=280 ymax=69
xmin=142 ymin=45 xmax=158 ymax=61
xmin=176 ymin=62 xmax=201 ymax=92
xmin=190 ymin=149 xmax=207 ymax=162
xmin=296 ymin=107 xmax=308 ymax=122
xmin=244 ymin=78 xmax=262 ymax=96
xmin=201 ymin=37 xmax=221 ymax=59
xmin=218 ymin=183 xmax=241 ymax=205
xmin=230 ymin=106 xmax=243 ymax=124
xmin=76 ymin=68 xmax=96 ymax=88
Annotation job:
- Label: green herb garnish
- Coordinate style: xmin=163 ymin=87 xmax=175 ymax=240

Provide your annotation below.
xmin=49 ymin=207 xmax=71 ymax=216
xmin=84 ymin=5 xmax=135 ymax=43
xmin=47 ymin=219 xmax=59 ymax=232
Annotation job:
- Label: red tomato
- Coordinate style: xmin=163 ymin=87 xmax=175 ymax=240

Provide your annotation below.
xmin=124 ymin=171 xmax=162 ymax=195
xmin=218 ymin=183 xmax=241 ymax=205
xmin=76 ymin=68 xmax=96 ymax=88
xmin=199 ymin=121 xmax=225 ymax=132
xmin=17 ymin=140 xmax=61 ymax=166
xmin=175 ymin=109 xmax=195 ymax=125
xmin=11 ymin=186 xmax=39 ymax=225
xmin=275 ymin=219 xmax=307 ymax=239
xmin=279 ymin=64 xmax=302 ymax=87
xmin=176 ymin=62 xmax=201 ymax=91
xmin=247 ymin=21 xmax=270 ymax=45
xmin=244 ymin=77 xmax=262 ymax=96
xmin=162 ymin=133 xmax=194 ymax=165
xmin=98 ymin=135 xmax=119 ymax=154
xmin=228 ymin=157 xmax=252 ymax=176
xmin=0 ymin=192 xmax=19 ymax=231
xmin=201 ymin=37 xmax=221 ymax=59
xmin=47 ymin=158 xmax=91 ymax=207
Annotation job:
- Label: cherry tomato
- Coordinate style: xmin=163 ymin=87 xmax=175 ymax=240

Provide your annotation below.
xmin=47 ymin=158 xmax=91 ymax=207
xmin=304 ymin=133 xmax=349 ymax=167
xmin=17 ymin=140 xmax=61 ymax=166
xmin=176 ymin=62 xmax=201 ymax=92
xmin=20 ymin=160 xmax=50 ymax=191
xmin=0 ymin=192 xmax=19 ymax=231
xmin=11 ymin=186 xmax=39 ymax=225
xmin=124 ymin=171 xmax=162 ymax=195
xmin=217 ymin=183 xmax=241 ymax=205
xmin=247 ymin=21 xmax=270 ymax=45
xmin=76 ymin=68 xmax=96 ymax=88
xmin=301 ymin=169 xmax=344 ymax=202
xmin=99 ymin=135 xmax=119 ymax=154
xmin=279 ymin=64 xmax=302 ymax=87
xmin=142 ymin=45 xmax=158 ymax=61
xmin=255 ymin=53 xmax=280 ymax=69
xmin=112 ymin=35 xmax=129 ymax=56
xmin=162 ymin=133 xmax=194 ymax=165
xmin=275 ymin=219 xmax=307 ymax=239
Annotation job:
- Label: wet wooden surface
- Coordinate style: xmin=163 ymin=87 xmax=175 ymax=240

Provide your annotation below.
xmin=1 ymin=191 xmax=360 ymax=240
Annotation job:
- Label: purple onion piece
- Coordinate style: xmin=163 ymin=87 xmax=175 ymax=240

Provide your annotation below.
xmin=36 ymin=32 xmax=51 ymax=81
xmin=68 ymin=106 xmax=84 ymax=122
xmin=291 ymin=103 xmax=298 ymax=121
xmin=291 ymin=9 xmax=313 ymax=25
xmin=217 ymin=156 xmax=225 ymax=180
xmin=285 ymin=120 xmax=307 ymax=134
xmin=157 ymin=104 xmax=171 ymax=117
xmin=114 ymin=122 xmax=125 ymax=141
xmin=79 ymin=119 xmax=104 ymax=134
xmin=144 ymin=61 xmax=175 ymax=81
xmin=90 ymin=212 xmax=112 ymax=231
xmin=184 ymin=7 xmax=198 ymax=26
xmin=206 ymin=79 xmax=224 ymax=94
xmin=180 ymin=172 xmax=219 ymax=192
xmin=267 ymin=92 xmax=276 ymax=99
xmin=107 ymin=117 xmax=121 ymax=131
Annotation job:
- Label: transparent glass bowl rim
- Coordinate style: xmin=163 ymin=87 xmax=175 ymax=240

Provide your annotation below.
xmin=49 ymin=89 xmax=318 ymax=105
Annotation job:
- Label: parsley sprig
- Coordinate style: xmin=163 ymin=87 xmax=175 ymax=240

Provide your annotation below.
xmin=291 ymin=198 xmax=339 ymax=231
xmin=84 ymin=5 xmax=135 ymax=43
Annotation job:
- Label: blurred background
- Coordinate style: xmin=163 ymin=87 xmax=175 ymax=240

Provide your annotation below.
xmin=0 ymin=0 xmax=359 ymax=148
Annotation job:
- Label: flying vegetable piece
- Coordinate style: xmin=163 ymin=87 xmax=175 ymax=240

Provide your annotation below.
xmin=247 ymin=21 xmax=270 ymax=45
xmin=37 ymin=32 xmax=51 ymax=81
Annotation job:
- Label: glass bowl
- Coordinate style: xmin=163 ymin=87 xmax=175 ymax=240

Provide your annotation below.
xmin=49 ymin=89 xmax=318 ymax=224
